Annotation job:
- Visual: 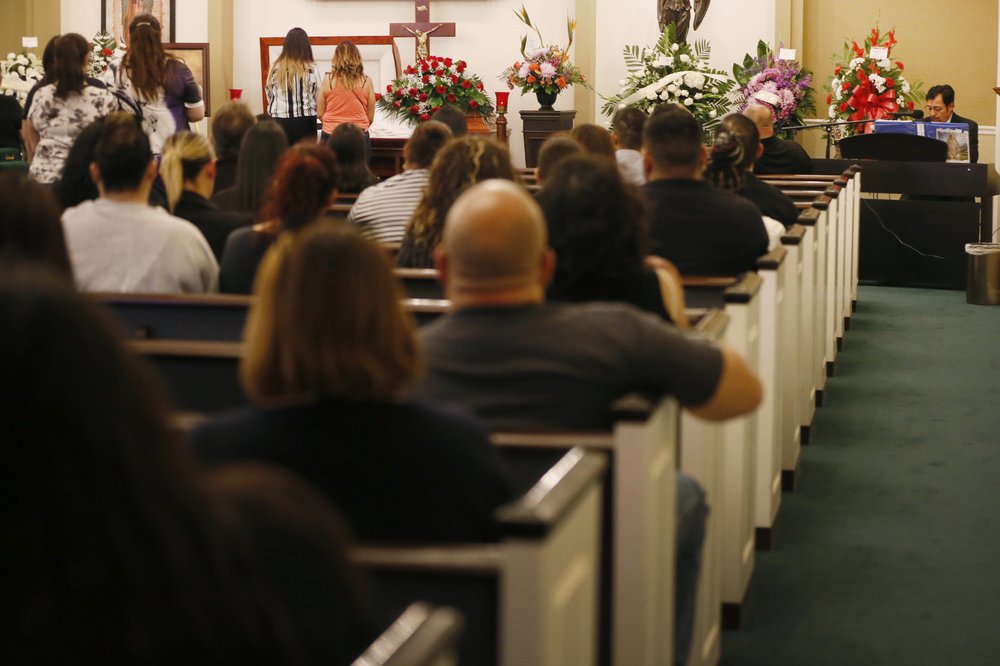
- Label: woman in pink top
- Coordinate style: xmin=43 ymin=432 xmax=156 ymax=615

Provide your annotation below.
xmin=317 ymin=41 xmax=375 ymax=149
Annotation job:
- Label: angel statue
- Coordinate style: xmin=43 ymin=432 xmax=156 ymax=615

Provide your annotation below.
xmin=657 ymin=0 xmax=711 ymax=42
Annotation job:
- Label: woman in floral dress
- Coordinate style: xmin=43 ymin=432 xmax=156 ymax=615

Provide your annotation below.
xmin=23 ymin=34 xmax=118 ymax=184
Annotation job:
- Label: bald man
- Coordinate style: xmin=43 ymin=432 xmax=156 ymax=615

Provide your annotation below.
xmin=416 ymin=179 xmax=762 ymax=666
xmin=743 ymin=103 xmax=812 ymax=175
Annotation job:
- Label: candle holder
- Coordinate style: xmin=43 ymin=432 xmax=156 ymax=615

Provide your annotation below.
xmin=495 ymin=91 xmax=510 ymax=145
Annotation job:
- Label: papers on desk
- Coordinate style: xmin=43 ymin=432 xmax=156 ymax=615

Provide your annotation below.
xmin=873 ymin=120 xmax=971 ymax=162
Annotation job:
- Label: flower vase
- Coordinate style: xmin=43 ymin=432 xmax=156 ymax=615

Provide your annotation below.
xmin=535 ymin=89 xmax=558 ymax=111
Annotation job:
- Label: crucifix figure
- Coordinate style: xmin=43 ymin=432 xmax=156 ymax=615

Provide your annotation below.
xmin=390 ymin=1 xmax=456 ymax=62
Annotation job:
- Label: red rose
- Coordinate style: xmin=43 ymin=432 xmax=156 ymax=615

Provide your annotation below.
xmin=430 ymin=60 xmax=439 ymax=69
xmin=834 ymin=65 xmax=843 ymax=75
xmin=907 ymin=100 xmax=915 ymax=110
xmin=839 ymin=102 xmax=848 ymax=112
xmin=456 ymin=62 xmax=466 ymax=72
xmin=435 ymin=85 xmax=446 ymax=94
xmin=469 ymin=100 xmax=479 ymax=109
xmin=408 ymin=87 xmax=418 ymax=96
xmin=435 ymin=69 xmax=444 ymax=76
xmin=446 ymin=93 xmax=457 ymax=103
xmin=475 ymin=82 xmax=483 ymax=91
xmin=461 ymin=80 xmax=471 ymax=89
xmin=841 ymin=82 xmax=850 ymax=91
xmin=419 ymin=93 xmax=428 ymax=102
xmin=826 ymin=93 xmax=832 ymax=104
xmin=375 ymin=93 xmax=382 ymax=101
xmin=450 ymin=74 xmax=459 ymax=84
xmin=885 ymin=78 xmax=895 ymax=88
xmin=431 ymin=105 xmax=441 ymax=114
xmin=422 ymin=75 xmax=430 ymax=84
xmin=393 ymin=100 xmax=401 ymax=109
xmin=443 ymin=57 xmax=453 ymax=67
xmin=420 ymin=113 xmax=431 ymax=121
xmin=410 ymin=105 xmax=420 ymax=114
xmin=895 ymin=61 xmax=905 ymax=70
xmin=395 ymin=89 xmax=403 ymax=98
xmin=386 ymin=84 xmax=393 ymax=93
xmin=102 ymin=48 xmax=113 ymax=56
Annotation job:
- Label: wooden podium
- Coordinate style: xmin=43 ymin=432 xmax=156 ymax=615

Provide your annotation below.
xmin=520 ymin=110 xmax=576 ymax=168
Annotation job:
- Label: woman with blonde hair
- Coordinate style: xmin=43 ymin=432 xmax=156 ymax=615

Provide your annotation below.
xmin=316 ymin=41 xmax=375 ymax=147
xmin=191 ymin=223 xmax=512 ymax=543
xmin=160 ymin=131 xmax=252 ymax=259
xmin=103 ymin=14 xmax=204 ymax=157
xmin=266 ymin=28 xmax=321 ymax=146
xmin=396 ymin=136 xmax=518 ymax=268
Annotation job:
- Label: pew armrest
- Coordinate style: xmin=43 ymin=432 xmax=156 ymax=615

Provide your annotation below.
xmin=352 ymin=603 xmax=463 ymax=666
xmin=795 ymin=207 xmax=821 ymax=226
xmin=756 ymin=247 xmax=787 ymax=270
xmin=495 ymin=448 xmax=608 ymax=537
xmin=781 ymin=225 xmax=806 ymax=245
xmin=723 ymin=272 xmax=763 ymax=304
xmin=394 ymin=268 xmax=441 ymax=281
xmin=689 ymin=307 xmax=729 ymax=342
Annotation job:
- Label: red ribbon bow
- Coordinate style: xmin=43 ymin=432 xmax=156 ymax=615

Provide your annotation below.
xmin=848 ymin=79 xmax=898 ymax=132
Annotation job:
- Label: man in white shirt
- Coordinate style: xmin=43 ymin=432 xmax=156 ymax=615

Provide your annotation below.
xmin=347 ymin=121 xmax=452 ymax=244
xmin=62 ymin=114 xmax=218 ymax=293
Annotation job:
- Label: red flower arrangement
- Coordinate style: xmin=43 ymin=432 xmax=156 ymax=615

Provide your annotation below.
xmin=825 ymin=26 xmax=923 ymax=136
xmin=376 ymin=56 xmax=493 ymax=126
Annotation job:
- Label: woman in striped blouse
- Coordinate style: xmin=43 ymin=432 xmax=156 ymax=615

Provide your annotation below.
xmin=265 ymin=28 xmax=321 ymax=146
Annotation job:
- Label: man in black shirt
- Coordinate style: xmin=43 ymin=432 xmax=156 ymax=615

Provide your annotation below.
xmin=720 ymin=113 xmax=800 ymax=228
xmin=642 ymin=105 xmax=768 ymax=275
xmin=743 ymin=103 xmax=812 ymax=175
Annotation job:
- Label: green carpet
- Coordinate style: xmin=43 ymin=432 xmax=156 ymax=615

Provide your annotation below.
xmin=721 ymin=286 xmax=1000 ymax=665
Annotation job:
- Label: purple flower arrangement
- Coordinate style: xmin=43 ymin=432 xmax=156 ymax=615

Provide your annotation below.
xmin=733 ymin=41 xmax=815 ymax=132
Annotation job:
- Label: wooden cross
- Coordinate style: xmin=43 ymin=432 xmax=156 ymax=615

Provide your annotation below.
xmin=389 ymin=1 xmax=456 ymax=63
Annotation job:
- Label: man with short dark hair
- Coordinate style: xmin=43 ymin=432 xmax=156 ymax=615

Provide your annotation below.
xmin=719 ymin=113 xmax=800 ymax=228
xmin=347 ymin=120 xmax=452 ymax=244
xmin=535 ymin=135 xmax=583 ymax=187
xmin=925 ymin=84 xmax=978 ymax=163
xmin=417 ymin=179 xmax=762 ymax=666
xmin=643 ymin=106 xmax=768 ymax=275
xmin=743 ymin=103 xmax=811 ymax=175
xmin=210 ymin=100 xmax=256 ymax=192
xmin=61 ymin=115 xmax=218 ymax=293
xmin=612 ymin=105 xmax=647 ymax=185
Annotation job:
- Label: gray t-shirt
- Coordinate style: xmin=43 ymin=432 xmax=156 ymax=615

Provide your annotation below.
xmin=416 ymin=302 xmax=723 ymax=430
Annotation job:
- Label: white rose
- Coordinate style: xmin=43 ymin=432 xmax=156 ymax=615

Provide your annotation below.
xmin=710 ymin=87 xmax=719 ymax=94
xmin=671 ymin=43 xmax=680 ymax=52
xmin=678 ymin=88 xmax=689 ymax=97
xmin=901 ymin=80 xmax=911 ymax=94
xmin=679 ymin=54 xmax=691 ymax=63
xmin=646 ymin=90 xmax=657 ymax=100
xmin=684 ymin=72 xmax=705 ymax=89
xmin=708 ymin=109 xmax=717 ymax=117
xmin=878 ymin=58 xmax=891 ymax=69
xmin=667 ymin=84 xmax=678 ymax=93
xmin=684 ymin=97 xmax=694 ymax=106
xmin=694 ymin=92 xmax=703 ymax=100
xmin=848 ymin=57 xmax=864 ymax=71
xmin=658 ymin=90 xmax=669 ymax=100
xmin=833 ymin=87 xmax=842 ymax=101
xmin=6 ymin=53 xmax=15 ymax=60
xmin=829 ymin=104 xmax=837 ymax=118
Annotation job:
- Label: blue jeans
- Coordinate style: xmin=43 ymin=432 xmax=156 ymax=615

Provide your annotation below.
xmin=675 ymin=471 xmax=708 ymax=666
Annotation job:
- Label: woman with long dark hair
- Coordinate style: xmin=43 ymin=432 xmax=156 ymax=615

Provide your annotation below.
xmin=212 ymin=119 xmax=289 ymax=219
xmin=23 ymin=33 xmax=118 ymax=183
xmin=538 ymin=155 xmax=690 ymax=327
xmin=219 ymin=143 xmax=338 ymax=293
xmin=266 ymin=28 xmax=321 ymax=146
xmin=103 ymin=13 xmax=204 ymax=156
xmin=325 ymin=123 xmax=377 ymax=195
xmin=0 ymin=173 xmax=73 ymax=280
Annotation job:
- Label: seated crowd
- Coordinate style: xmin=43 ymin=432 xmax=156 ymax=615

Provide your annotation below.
xmin=1 ymin=33 xmax=813 ymax=658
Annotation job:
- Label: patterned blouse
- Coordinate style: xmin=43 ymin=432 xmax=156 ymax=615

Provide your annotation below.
xmin=104 ymin=56 xmax=203 ymax=157
xmin=266 ymin=63 xmax=321 ymax=118
xmin=26 ymin=83 xmax=119 ymax=184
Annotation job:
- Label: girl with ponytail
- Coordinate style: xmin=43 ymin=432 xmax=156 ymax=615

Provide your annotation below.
xmin=24 ymin=34 xmax=118 ymax=183
xmin=104 ymin=14 xmax=205 ymax=157
xmin=161 ymin=132 xmax=252 ymax=259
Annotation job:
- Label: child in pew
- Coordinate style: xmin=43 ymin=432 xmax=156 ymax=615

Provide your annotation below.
xmin=191 ymin=223 xmax=515 ymax=543
xmin=0 ymin=264 xmax=372 ymax=664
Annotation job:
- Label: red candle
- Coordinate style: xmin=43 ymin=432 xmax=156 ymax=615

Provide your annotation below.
xmin=495 ymin=91 xmax=509 ymax=112
xmin=229 ymin=88 xmax=243 ymax=100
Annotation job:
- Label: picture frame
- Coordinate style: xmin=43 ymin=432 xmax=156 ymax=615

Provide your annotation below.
xmin=164 ymin=42 xmax=211 ymax=116
xmin=102 ymin=0 xmax=176 ymax=45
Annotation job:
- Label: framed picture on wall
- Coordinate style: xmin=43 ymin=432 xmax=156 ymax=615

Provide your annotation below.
xmin=164 ymin=42 xmax=211 ymax=116
xmin=102 ymin=0 xmax=177 ymax=46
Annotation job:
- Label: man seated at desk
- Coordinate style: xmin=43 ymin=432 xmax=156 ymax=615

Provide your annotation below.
xmin=925 ymin=84 xmax=978 ymax=163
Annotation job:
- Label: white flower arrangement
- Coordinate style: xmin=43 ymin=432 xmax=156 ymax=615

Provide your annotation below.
xmin=0 ymin=50 xmax=43 ymax=104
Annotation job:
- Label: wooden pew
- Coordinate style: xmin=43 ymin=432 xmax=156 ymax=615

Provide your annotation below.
xmin=352 ymin=603 xmax=463 ymax=666
xmin=677 ymin=309 xmax=728 ymax=666
xmin=681 ymin=274 xmax=760 ymax=625
xmin=395 ymin=268 xmax=445 ymax=300
xmin=353 ymin=447 xmax=608 ymax=666
xmin=491 ymin=396 xmax=680 ymax=666
xmin=98 ymin=293 xmax=449 ymax=342
xmin=778 ymin=225 xmax=807 ymax=487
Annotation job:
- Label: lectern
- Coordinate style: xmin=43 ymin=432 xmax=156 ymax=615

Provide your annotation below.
xmin=520 ymin=110 xmax=576 ymax=168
